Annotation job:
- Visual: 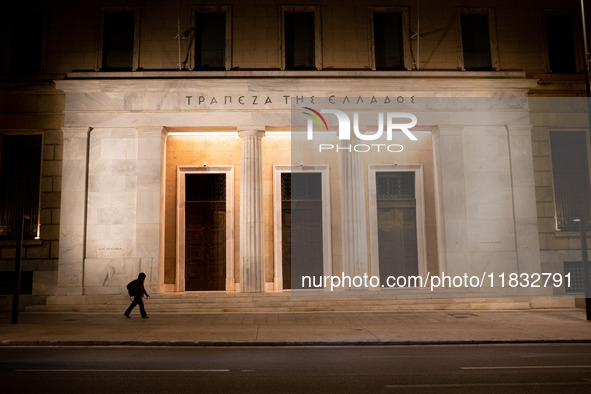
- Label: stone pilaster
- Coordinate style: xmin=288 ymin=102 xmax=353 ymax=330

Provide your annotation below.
xmin=239 ymin=129 xmax=265 ymax=292
xmin=135 ymin=127 xmax=164 ymax=293
xmin=57 ymin=127 xmax=91 ymax=295
xmin=432 ymin=125 xmax=466 ymax=275
xmin=506 ymin=124 xmax=542 ymax=275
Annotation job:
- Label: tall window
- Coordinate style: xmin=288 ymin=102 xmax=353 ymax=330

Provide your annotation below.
xmin=545 ymin=14 xmax=577 ymax=73
xmin=101 ymin=12 xmax=135 ymax=71
xmin=550 ymin=131 xmax=591 ymax=231
xmin=10 ymin=10 xmax=44 ymax=73
xmin=284 ymin=12 xmax=316 ymax=70
xmin=0 ymin=135 xmax=42 ymax=240
xmin=195 ymin=11 xmax=226 ymax=70
xmin=460 ymin=13 xmax=492 ymax=70
xmin=373 ymin=12 xmax=404 ymax=70
xmin=281 ymin=172 xmax=324 ymax=289
xmin=376 ymin=172 xmax=418 ymax=281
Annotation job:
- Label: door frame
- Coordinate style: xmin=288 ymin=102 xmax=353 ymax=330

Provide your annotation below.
xmin=176 ymin=165 xmax=234 ymax=292
xmin=273 ymin=165 xmax=332 ymax=290
xmin=368 ymin=164 xmax=427 ymax=280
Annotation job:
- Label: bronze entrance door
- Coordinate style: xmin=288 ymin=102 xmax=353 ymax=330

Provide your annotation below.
xmin=184 ymin=174 xmax=226 ymax=291
xmin=281 ymin=173 xmax=324 ymax=289
xmin=376 ymin=172 xmax=419 ymax=281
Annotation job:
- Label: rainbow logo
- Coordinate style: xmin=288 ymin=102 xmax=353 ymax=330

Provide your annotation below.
xmin=302 ymin=107 xmax=328 ymax=130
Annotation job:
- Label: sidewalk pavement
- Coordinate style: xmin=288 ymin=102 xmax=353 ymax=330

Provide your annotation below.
xmin=1 ymin=309 xmax=590 ymax=346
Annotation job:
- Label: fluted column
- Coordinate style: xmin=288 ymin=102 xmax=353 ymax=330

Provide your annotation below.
xmin=239 ymin=129 xmax=265 ymax=292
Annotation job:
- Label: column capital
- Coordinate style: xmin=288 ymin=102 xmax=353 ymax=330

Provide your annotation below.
xmin=238 ymin=128 xmax=265 ymax=138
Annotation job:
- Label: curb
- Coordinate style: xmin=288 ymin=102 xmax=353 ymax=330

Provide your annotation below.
xmin=2 ymin=339 xmax=591 ymax=347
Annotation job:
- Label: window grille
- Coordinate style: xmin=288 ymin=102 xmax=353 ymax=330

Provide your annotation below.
xmin=185 ymin=174 xmax=226 ymax=202
xmin=281 ymin=173 xmax=322 ymax=201
xmin=550 ymin=131 xmax=590 ymax=231
xmin=376 ymin=171 xmax=418 ymax=279
xmin=563 ymin=261 xmax=591 ymax=293
xmin=0 ymin=135 xmax=42 ymax=240
xmin=376 ymin=172 xmax=415 ymax=200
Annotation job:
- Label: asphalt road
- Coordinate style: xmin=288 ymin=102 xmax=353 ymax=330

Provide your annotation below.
xmin=1 ymin=343 xmax=590 ymax=393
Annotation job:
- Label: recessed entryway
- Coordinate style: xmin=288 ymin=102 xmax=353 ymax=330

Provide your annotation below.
xmin=273 ymin=165 xmax=332 ymax=290
xmin=177 ymin=166 xmax=234 ymax=292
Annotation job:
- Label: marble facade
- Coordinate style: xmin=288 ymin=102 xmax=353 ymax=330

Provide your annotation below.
xmin=55 ymin=73 xmax=543 ymax=296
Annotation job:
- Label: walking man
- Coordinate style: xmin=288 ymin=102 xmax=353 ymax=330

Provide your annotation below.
xmin=124 ymin=272 xmax=150 ymax=319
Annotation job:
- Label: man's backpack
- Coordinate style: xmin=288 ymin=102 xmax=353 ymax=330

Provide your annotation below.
xmin=126 ymin=280 xmax=135 ymax=297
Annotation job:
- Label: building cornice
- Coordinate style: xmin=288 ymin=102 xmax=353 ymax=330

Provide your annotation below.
xmin=65 ymin=70 xmax=529 ymax=80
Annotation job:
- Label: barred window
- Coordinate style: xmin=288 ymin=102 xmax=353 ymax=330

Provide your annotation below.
xmin=281 ymin=173 xmax=322 ymax=202
xmin=185 ymin=174 xmax=226 ymax=202
xmin=0 ymin=135 xmax=42 ymax=240
xmin=550 ymin=131 xmax=591 ymax=231
xmin=376 ymin=171 xmax=418 ymax=279
xmin=376 ymin=171 xmax=415 ymax=200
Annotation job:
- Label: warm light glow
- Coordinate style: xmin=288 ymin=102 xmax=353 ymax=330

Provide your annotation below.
xmin=167 ymin=131 xmax=238 ymax=136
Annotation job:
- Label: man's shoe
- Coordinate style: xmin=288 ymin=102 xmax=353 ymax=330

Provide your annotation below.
xmin=124 ymin=314 xmax=131 ymax=319
xmin=142 ymin=316 xmax=149 ymax=319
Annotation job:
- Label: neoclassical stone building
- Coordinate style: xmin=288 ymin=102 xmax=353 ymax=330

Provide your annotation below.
xmin=0 ymin=0 xmax=589 ymax=307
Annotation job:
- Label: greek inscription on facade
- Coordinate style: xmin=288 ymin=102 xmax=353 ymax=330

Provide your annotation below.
xmin=182 ymin=94 xmax=416 ymax=107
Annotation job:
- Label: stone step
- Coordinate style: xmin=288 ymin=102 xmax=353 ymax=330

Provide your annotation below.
xmin=25 ymin=294 xmax=575 ymax=313
xmin=27 ymin=302 xmax=535 ymax=313
xmin=40 ymin=293 xmax=535 ymax=306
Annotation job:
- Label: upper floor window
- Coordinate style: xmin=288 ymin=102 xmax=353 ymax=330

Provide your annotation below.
xmin=545 ymin=13 xmax=577 ymax=73
xmin=100 ymin=10 xmax=138 ymax=71
xmin=550 ymin=131 xmax=591 ymax=231
xmin=282 ymin=7 xmax=321 ymax=70
xmin=458 ymin=10 xmax=498 ymax=71
xmin=9 ymin=10 xmax=44 ymax=74
xmin=372 ymin=11 xmax=405 ymax=70
xmin=193 ymin=7 xmax=231 ymax=70
xmin=0 ymin=134 xmax=42 ymax=240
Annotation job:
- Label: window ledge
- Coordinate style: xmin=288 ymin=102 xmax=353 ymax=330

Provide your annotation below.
xmin=554 ymin=231 xmax=591 ymax=238
xmin=66 ymin=70 xmax=529 ymax=80
xmin=0 ymin=239 xmax=44 ymax=247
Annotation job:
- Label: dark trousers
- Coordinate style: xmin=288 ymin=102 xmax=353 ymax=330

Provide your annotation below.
xmin=125 ymin=295 xmax=147 ymax=317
